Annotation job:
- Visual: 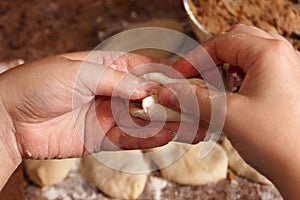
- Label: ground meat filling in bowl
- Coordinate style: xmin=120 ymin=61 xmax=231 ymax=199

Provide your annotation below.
xmin=191 ymin=0 xmax=300 ymax=50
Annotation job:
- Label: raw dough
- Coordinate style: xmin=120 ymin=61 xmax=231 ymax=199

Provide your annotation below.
xmin=222 ymin=137 xmax=272 ymax=184
xmin=129 ymin=72 xmax=206 ymax=122
xmin=81 ymin=150 xmax=149 ymax=200
xmin=141 ymin=72 xmax=206 ymax=87
xmin=129 ymin=95 xmax=192 ymax=122
xmin=148 ymin=142 xmax=228 ymax=185
xmin=24 ymin=158 xmax=77 ymax=186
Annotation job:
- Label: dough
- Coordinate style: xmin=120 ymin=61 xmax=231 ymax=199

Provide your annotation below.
xmin=102 ymin=19 xmax=184 ymax=59
xmin=148 ymin=142 xmax=228 ymax=185
xmin=24 ymin=158 xmax=77 ymax=186
xmin=129 ymin=95 xmax=192 ymax=122
xmin=129 ymin=72 xmax=206 ymax=122
xmin=141 ymin=72 xmax=206 ymax=87
xmin=81 ymin=150 xmax=149 ymax=200
xmin=222 ymin=137 xmax=272 ymax=184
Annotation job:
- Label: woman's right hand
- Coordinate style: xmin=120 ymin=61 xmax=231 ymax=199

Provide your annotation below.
xmin=158 ymin=24 xmax=300 ymax=199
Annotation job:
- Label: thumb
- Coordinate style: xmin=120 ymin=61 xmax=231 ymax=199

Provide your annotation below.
xmin=0 ymin=59 xmax=25 ymax=74
xmin=98 ymin=67 xmax=160 ymax=100
xmin=74 ymin=61 xmax=160 ymax=101
xmin=157 ymin=83 xmax=226 ymax=124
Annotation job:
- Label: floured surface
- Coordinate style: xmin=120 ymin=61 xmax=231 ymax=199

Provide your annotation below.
xmin=25 ymin=167 xmax=283 ymax=200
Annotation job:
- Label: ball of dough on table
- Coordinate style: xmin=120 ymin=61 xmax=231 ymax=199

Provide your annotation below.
xmin=222 ymin=137 xmax=272 ymax=184
xmin=24 ymin=158 xmax=77 ymax=187
xmin=148 ymin=142 xmax=228 ymax=185
xmin=81 ymin=150 xmax=150 ymax=200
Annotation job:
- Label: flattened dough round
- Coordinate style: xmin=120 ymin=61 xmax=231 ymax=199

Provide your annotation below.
xmin=149 ymin=142 xmax=228 ymax=185
xmin=222 ymin=137 xmax=271 ymax=184
xmin=81 ymin=150 xmax=149 ymax=200
xmin=24 ymin=159 xmax=77 ymax=186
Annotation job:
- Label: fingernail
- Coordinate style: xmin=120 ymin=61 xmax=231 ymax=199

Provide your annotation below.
xmin=17 ymin=59 xmax=25 ymax=65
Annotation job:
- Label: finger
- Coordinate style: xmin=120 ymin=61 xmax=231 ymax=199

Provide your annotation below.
xmin=227 ymin=24 xmax=276 ymax=39
xmin=0 ymin=59 xmax=25 ymax=74
xmin=157 ymin=82 xmax=228 ymax=127
xmin=172 ymin=46 xmax=222 ymax=87
xmin=71 ymin=59 xmax=162 ymax=101
xmin=60 ymin=50 xmax=173 ymax=73
xmin=116 ymin=109 xmax=205 ymax=144
xmin=202 ymin=31 xmax=294 ymax=73
xmin=166 ymin=122 xmax=206 ymax=144
xmin=266 ymin=31 xmax=294 ymax=49
xmin=101 ymin=126 xmax=175 ymax=150
xmin=227 ymin=24 xmax=294 ymax=49
xmin=157 ymin=84 xmax=210 ymax=120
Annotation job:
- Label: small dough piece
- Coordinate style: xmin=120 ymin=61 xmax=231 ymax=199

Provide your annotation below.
xmin=222 ymin=137 xmax=272 ymax=184
xmin=24 ymin=159 xmax=77 ymax=187
xmin=81 ymin=151 xmax=149 ymax=200
xmin=129 ymin=95 xmax=192 ymax=122
xmin=149 ymin=142 xmax=228 ymax=185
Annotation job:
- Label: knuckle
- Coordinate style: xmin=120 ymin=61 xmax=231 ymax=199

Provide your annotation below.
xmin=228 ymin=24 xmax=247 ymax=32
xmin=269 ymin=39 xmax=292 ymax=51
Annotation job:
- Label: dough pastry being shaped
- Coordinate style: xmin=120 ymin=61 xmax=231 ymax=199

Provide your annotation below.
xmin=141 ymin=72 xmax=206 ymax=87
xmin=222 ymin=137 xmax=272 ymax=184
xmin=129 ymin=95 xmax=192 ymax=122
xmin=24 ymin=158 xmax=77 ymax=186
xmin=148 ymin=142 xmax=228 ymax=185
xmin=81 ymin=151 xmax=149 ymax=200
xmin=129 ymin=72 xmax=206 ymax=122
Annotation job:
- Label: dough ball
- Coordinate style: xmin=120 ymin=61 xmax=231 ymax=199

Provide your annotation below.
xmin=24 ymin=158 xmax=77 ymax=187
xmin=81 ymin=150 xmax=149 ymax=200
xmin=149 ymin=142 xmax=228 ymax=185
xmin=222 ymin=137 xmax=272 ymax=184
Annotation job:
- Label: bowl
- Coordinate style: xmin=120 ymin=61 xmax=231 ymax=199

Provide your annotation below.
xmin=183 ymin=0 xmax=300 ymax=49
xmin=182 ymin=0 xmax=211 ymax=43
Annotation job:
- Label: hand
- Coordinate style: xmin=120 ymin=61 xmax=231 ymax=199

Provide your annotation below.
xmin=157 ymin=24 xmax=300 ymax=199
xmin=0 ymin=51 xmax=188 ymax=159
xmin=0 ymin=51 xmax=205 ymax=189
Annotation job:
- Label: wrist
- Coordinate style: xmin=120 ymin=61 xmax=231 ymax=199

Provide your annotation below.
xmin=0 ymin=85 xmax=22 ymax=190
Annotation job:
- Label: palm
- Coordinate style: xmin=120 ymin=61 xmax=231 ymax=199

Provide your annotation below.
xmin=1 ymin=52 xmax=197 ymax=160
